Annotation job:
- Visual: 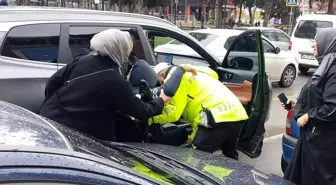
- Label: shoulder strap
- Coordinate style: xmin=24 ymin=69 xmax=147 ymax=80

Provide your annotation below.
xmin=64 ymin=69 xmax=115 ymax=86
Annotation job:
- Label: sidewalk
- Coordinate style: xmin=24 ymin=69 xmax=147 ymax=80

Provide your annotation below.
xmin=175 ymin=20 xmax=215 ymax=30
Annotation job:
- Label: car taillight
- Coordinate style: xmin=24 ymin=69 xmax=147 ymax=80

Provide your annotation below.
xmin=288 ymin=41 xmax=292 ymax=51
xmin=286 ymin=109 xmax=293 ymax=135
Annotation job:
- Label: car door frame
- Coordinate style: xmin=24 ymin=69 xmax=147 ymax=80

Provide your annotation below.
xmin=142 ymin=26 xmax=270 ymax=158
xmin=58 ymin=22 xmax=155 ymax=66
xmin=141 ymin=25 xmax=220 ymax=68
xmin=220 ymin=29 xmax=271 ymax=158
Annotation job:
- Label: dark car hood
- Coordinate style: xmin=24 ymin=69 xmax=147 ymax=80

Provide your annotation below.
xmin=0 ymin=100 xmax=292 ymax=185
xmin=129 ymin=143 xmax=291 ymax=185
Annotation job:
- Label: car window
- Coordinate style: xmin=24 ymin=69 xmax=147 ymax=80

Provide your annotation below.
xmin=68 ymin=26 xmax=145 ymax=60
xmin=261 ymin=31 xmax=277 ymax=41
xmin=170 ymin=32 xmax=218 ymax=46
xmin=223 ymin=33 xmax=258 ymax=72
xmin=148 ymin=31 xmax=209 ymax=67
xmin=262 ymin=40 xmax=275 ymax=53
xmin=225 ymin=35 xmax=257 ymax=52
xmin=1 ymin=24 xmax=60 ymax=63
xmin=276 ymin=32 xmax=290 ymax=42
xmin=294 ymin=20 xmax=333 ymax=39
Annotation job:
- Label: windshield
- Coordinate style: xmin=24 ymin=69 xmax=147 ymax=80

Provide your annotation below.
xmin=170 ymin=32 xmax=218 ymax=46
xmin=294 ymin=20 xmax=333 ymax=39
xmin=50 ymin=120 xmax=190 ymax=185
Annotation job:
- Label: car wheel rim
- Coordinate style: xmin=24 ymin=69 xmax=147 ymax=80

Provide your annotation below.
xmin=284 ymin=68 xmax=294 ymax=85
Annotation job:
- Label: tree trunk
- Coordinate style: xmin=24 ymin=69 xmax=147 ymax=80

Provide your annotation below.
xmin=118 ymin=2 xmax=122 ymax=12
xmin=327 ymin=0 xmax=334 ymax=15
xmin=238 ymin=0 xmax=243 ymax=25
xmin=263 ymin=0 xmax=275 ymax=27
xmin=24 ymin=0 xmax=30 ymax=5
xmin=248 ymin=6 xmax=252 ymax=25
xmin=223 ymin=3 xmax=227 ymax=28
xmin=108 ymin=1 xmax=112 ymax=10
xmin=101 ymin=0 xmax=104 ymax=10
xmin=215 ymin=0 xmax=221 ymax=28
xmin=127 ymin=2 xmax=131 ymax=12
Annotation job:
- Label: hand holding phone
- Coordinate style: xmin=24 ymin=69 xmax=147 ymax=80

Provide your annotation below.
xmin=278 ymin=93 xmax=292 ymax=110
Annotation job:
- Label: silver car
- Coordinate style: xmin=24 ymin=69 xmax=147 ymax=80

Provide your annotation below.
xmin=0 ymin=6 xmax=273 ymax=161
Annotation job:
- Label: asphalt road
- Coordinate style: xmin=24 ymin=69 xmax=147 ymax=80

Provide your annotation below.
xmin=239 ymin=70 xmax=315 ymax=177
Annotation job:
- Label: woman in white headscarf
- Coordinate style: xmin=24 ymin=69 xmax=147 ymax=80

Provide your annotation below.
xmin=284 ymin=27 xmax=336 ymax=185
xmin=39 ymin=29 xmax=170 ymax=141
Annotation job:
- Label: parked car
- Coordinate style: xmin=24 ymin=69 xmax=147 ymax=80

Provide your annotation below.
xmin=0 ymin=7 xmax=273 ymax=158
xmin=289 ymin=14 xmax=336 ymax=74
xmin=281 ymin=109 xmax=299 ymax=173
xmin=0 ymin=100 xmax=294 ymax=184
xmin=236 ymin=27 xmax=291 ymax=52
xmin=155 ymin=29 xmax=298 ymax=87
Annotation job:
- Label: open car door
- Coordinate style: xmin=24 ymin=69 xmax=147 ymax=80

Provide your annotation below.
xmin=216 ymin=29 xmax=272 ymax=158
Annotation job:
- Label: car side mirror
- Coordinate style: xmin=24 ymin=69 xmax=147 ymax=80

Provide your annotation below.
xmin=275 ymin=47 xmax=281 ymax=54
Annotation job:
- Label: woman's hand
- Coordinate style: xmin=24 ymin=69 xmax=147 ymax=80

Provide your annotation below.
xmin=281 ymin=99 xmax=296 ymax=110
xmin=297 ymin=113 xmax=309 ymax=127
xmin=180 ymin=64 xmax=197 ymax=76
xmin=159 ymin=89 xmax=171 ymax=103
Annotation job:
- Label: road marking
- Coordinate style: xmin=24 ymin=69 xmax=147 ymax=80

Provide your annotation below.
xmin=264 ymin=133 xmax=283 ymax=141
xmin=273 ymin=94 xmax=297 ymax=101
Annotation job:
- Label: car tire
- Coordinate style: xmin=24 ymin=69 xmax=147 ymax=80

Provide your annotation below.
xmin=299 ymin=66 xmax=309 ymax=74
xmin=278 ymin=65 xmax=296 ymax=88
xmin=281 ymin=156 xmax=288 ymax=173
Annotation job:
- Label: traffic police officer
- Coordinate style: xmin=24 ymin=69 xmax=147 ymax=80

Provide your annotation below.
xmin=149 ymin=63 xmax=248 ymax=160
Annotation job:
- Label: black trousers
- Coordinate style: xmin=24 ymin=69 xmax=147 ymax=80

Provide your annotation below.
xmin=192 ymin=121 xmax=244 ymax=160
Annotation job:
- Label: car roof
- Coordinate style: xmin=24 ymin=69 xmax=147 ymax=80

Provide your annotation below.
xmin=189 ymin=28 xmax=244 ymax=37
xmin=0 ymin=6 xmax=177 ymax=32
xmin=297 ymin=14 xmax=336 ymax=21
xmin=188 ymin=28 xmax=274 ymax=44
xmin=235 ymin=27 xmax=284 ymax=31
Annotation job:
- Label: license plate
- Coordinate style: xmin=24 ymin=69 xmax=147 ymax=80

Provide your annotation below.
xmin=301 ymin=54 xmax=315 ymax=60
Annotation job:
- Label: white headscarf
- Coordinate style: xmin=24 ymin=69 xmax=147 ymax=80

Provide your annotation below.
xmin=90 ymin=29 xmax=133 ymax=69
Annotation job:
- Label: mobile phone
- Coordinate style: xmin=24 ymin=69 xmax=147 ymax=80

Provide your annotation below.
xmin=278 ymin=93 xmax=291 ymax=110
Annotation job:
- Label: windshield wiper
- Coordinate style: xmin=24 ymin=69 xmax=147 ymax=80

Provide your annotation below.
xmin=100 ymin=142 xmax=219 ymax=185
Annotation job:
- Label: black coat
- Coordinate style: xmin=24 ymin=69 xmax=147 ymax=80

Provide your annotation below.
xmin=39 ymin=54 xmax=164 ymax=141
xmin=284 ymin=63 xmax=336 ymax=185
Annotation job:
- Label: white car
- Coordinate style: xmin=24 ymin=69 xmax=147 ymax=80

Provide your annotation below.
xmin=155 ymin=29 xmax=298 ymax=87
xmin=289 ymin=14 xmax=336 ymax=73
